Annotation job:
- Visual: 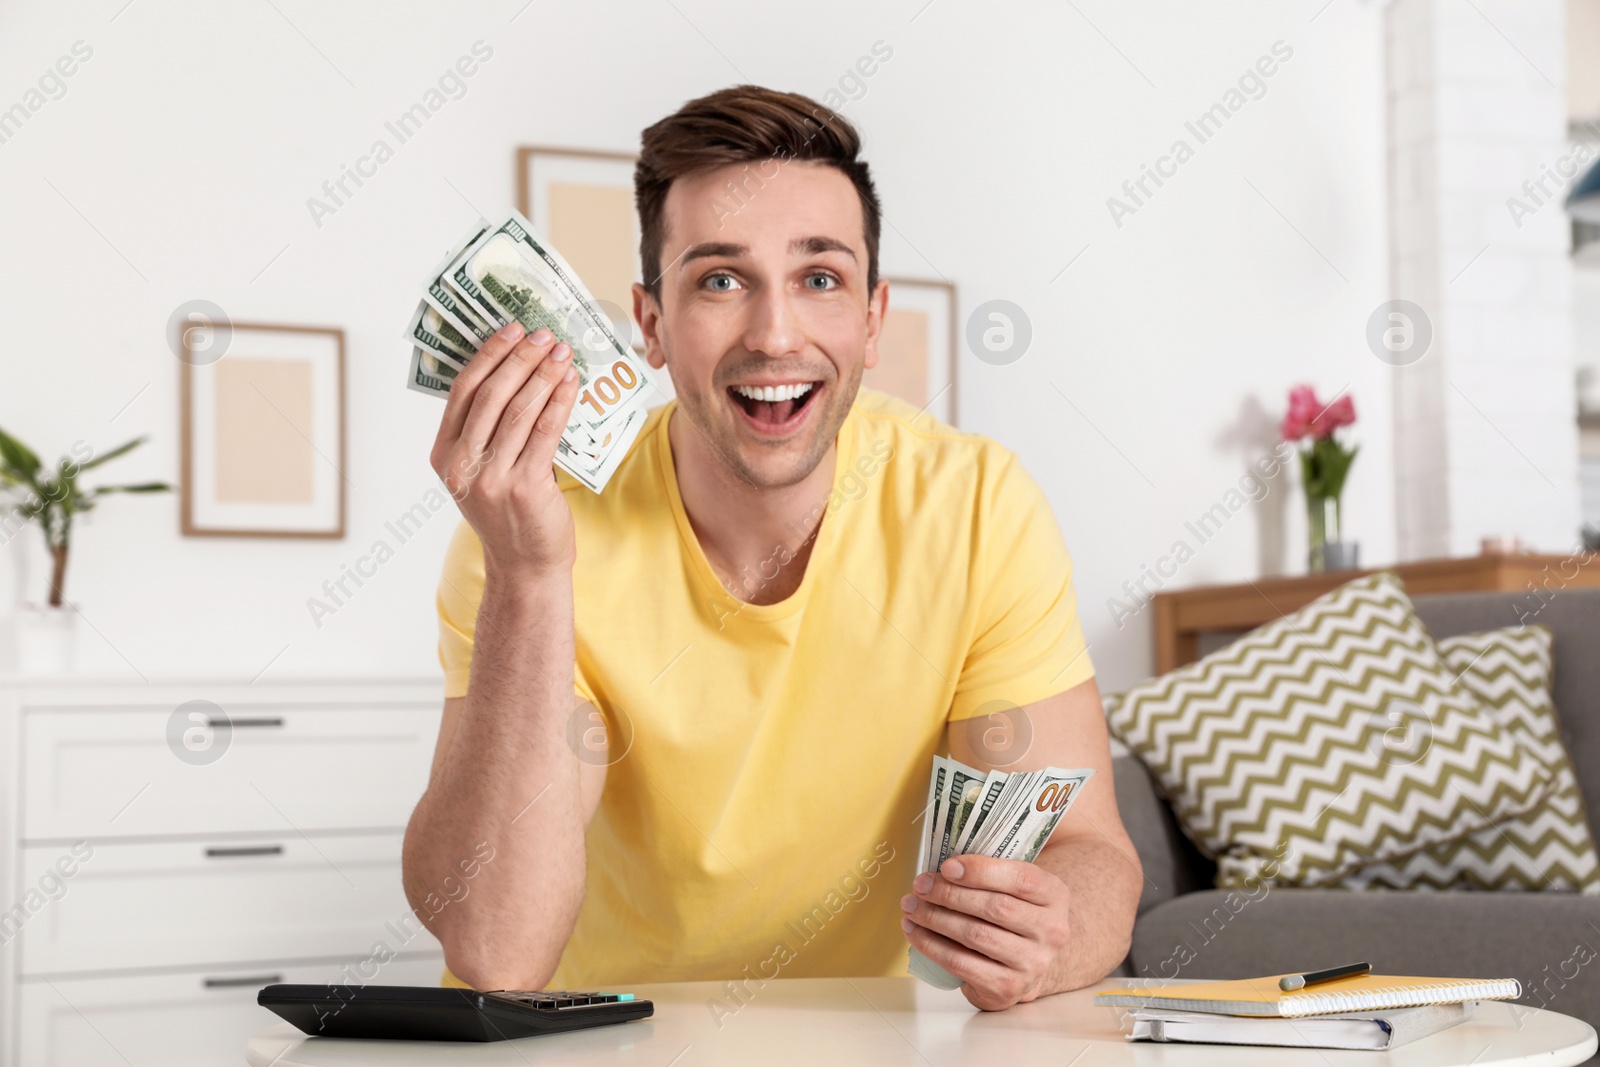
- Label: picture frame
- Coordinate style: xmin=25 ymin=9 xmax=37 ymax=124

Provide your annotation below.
xmin=516 ymin=146 xmax=644 ymax=356
xmin=180 ymin=322 xmax=346 ymax=539
xmin=868 ymin=278 xmax=958 ymax=426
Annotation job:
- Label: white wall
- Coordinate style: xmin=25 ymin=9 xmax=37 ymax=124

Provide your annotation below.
xmin=1 ymin=0 xmax=1399 ymax=693
xmin=1389 ymin=0 xmax=1582 ymax=561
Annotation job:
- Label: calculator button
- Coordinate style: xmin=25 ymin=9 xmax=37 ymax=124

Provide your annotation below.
xmin=485 ymin=989 xmax=640 ymax=1011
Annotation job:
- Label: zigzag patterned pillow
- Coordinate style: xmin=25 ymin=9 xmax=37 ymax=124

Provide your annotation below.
xmin=1105 ymin=572 xmax=1555 ymax=888
xmin=1338 ymin=626 xmax=1600 ymax=892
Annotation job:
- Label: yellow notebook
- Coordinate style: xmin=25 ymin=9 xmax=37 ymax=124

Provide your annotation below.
xmin=1094 ymin=974 xmax=1522 ymax=1018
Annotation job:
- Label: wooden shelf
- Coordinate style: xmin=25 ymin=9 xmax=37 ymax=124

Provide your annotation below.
xmin=1151 ymin=553 xmax=1600 ymax=673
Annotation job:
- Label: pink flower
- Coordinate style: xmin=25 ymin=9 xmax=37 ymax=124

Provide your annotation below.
xmin=1280 ymin=385 xmax=1358 ymax=441
xmin=1280 ymin=384 xmax=1321 ymax=441
xmin=1314 ymin=394 xmax=1357 ymax=436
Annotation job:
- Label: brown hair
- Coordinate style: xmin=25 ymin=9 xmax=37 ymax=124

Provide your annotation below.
xmin=635 ymin=85 xmax=881 ymax=301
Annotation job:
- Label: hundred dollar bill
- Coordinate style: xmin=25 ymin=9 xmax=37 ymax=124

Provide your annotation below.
xmin=446 ymin=211 xmax=650 ymax=432
xmin=405 ymin=212 xmax=655 ymax=493
xmin=936 ymin=766 xmax=989 ymax=870
xmin=926 ymin=757 xmax=958 ymax=874
xmin=949 ymin=773 xmax=1008 ymax=858
xmin=408 ymin=345 xmax=643 ymax=491
xmin=554 ymin=406 xmax=646 ymax=494
xmin=405 ymin=302 xmax=475 ymax=368
xmin=420 ymin=223 xmax=493 ymax=336
xmin=406 ymin=293 xmax=606 ymax=450
xmin=908 ymin=949 xmax=964 ymax=990
xmin=908 ymin=758 xmax=1095 ymax=991
xmin=974 ymin=771 xmax=1091 ymax=861
xmin=407 ymin=334 xmax=643 ymax=490
xmin=406 ymin=346 xmax=457 ymax=398
xmin=423 ymin=275 xmax=495 ymax=347
xmin=919 ymin=757 xmax=950 ymax=874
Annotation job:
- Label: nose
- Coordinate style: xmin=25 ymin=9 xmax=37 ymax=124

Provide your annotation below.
xmin=740 ymin=283 xmax=804 ymax=361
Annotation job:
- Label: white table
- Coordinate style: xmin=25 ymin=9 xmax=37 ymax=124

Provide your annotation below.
xmin=246 ymin=977 xmax=1599 ymax=1066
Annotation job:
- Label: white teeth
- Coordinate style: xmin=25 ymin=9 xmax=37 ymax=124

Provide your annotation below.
xmin=733 ymin=382 xmax=815 ymax=402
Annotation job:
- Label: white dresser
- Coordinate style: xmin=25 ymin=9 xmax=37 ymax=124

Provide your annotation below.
xmin=0 ymin=676 xmax=446 ymax=1067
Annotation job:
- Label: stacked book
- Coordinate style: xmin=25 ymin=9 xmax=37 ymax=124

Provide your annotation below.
xmin=1095 ymin=973 xmax=1521 ymax=1051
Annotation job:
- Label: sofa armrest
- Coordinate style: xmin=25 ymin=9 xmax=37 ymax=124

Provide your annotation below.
xmin=1113 ymin=754 xmax=1215 ymax=913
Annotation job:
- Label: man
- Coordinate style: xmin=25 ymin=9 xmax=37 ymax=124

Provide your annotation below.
xmin=402 ymin=84 xmax=1142 ymax=1012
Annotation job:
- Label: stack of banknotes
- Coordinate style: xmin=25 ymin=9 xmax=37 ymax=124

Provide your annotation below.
xmin=404 ymin=210 xmax=654 ymax=493
xmin=910 ymin=757 xmax=1095 ymax=989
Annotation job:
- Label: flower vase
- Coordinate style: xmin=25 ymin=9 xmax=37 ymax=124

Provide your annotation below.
xmin=1307 ymin=494 xmax=1338 ymax=573
xmin=15 ymin=601 xmax=77 ymax=673
xmin=1324 ymin=540 xmax=1361 ymax=571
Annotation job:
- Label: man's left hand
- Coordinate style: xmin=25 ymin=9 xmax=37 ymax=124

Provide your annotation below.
xmin=900 ymin=854 xmax=1071 ymax=1011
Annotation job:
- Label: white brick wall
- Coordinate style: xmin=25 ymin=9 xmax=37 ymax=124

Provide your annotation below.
xmin=1388 ymin=0 xmax=1582 ymax=558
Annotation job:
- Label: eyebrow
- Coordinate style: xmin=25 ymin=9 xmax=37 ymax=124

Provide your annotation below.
xmin=678 ymin=235 xmax=858 ymax=266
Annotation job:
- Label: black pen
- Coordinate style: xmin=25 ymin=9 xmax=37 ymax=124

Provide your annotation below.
xmin=1279 ymin=962 xmax=1371 ymax=992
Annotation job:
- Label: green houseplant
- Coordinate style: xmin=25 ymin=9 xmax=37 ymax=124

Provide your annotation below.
xmin=1 ymin=427 xmax=169 ymax=670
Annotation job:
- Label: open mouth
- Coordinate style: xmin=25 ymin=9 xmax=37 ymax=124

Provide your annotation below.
xmin=728 ymin=381 xmax=822 ymax=432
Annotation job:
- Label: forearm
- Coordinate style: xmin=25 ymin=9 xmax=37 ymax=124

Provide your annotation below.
xmin=1034 ymin=834 xmax=1143 ymax=992
xmin=403 ymin=570 xmax=586 ymax=989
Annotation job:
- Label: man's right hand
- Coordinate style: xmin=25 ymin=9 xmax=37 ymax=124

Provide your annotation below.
xmin=430 ymin=322 xmax=582 ymax=576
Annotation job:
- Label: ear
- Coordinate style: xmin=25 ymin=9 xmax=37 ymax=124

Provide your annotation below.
xmin=632 ymin=281 xmax=667 ymax=370
xmin=863 ymin=277 xmax=890 ymax=372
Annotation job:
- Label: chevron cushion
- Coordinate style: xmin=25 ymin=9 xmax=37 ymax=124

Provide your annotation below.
xmin=1105 ymin=572 xmax=1555 ymax=888
xmin=1338 ymin=625 xmax=1600 ymax=892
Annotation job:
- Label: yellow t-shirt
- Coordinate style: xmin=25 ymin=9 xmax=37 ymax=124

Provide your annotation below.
xmin=435 ymin=388 xmax=1094 ymax=987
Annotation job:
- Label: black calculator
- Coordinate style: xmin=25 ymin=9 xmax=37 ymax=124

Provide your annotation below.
xmin=258 ymin=984 xmax=653 ymax=1042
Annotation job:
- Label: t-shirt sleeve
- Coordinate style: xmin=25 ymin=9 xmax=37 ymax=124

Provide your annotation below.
xmin=435 ymin=519 xmax=599 ymax=706
xmin=949 ymin=453 xmax=1095 ymax=721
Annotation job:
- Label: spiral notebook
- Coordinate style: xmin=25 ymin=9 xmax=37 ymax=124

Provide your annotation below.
xmin=1095 ymin=974 xmax=1521 ymax=1018
xmin=1127 ymin=1003 xmax=1474 ymax=1050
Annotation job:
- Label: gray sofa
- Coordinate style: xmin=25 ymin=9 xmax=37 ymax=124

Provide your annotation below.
xmin=1112 ymin=585 xmax=1600 ymax=1039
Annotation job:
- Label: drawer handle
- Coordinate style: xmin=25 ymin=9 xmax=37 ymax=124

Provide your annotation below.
xmin=204 ymin=844 xmax=284 ymax=859
xmin=210 ymin=716 xmax=285 ymax=728
xmin=204 ymin=974 xmax=281 ymax=989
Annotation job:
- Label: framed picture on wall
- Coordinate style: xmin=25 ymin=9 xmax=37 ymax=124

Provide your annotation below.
xmin=516 ymin=146 xmax=645 ymax=357
xmin=180 ymin=322 xmax=346 ymax=538
xmin=866 ymin=278 xmax=958 ymax=426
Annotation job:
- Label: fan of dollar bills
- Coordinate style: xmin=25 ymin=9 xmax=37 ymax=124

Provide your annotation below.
xmin=910 ymin=756 xmax=1094 ymax=990
xmin=404 ymin=209 xmax=655 ymax=493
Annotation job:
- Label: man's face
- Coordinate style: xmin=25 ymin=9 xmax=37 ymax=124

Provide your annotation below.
xmin=635 ymin=160 xmax=885 ymax=490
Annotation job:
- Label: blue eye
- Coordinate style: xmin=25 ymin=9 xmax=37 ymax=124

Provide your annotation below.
xmin=705 ymin=273 xmax=738 ymax=291
xmin=806 ymin=273 xmax=837 ymax=290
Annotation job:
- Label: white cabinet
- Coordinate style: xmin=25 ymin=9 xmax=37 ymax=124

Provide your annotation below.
xmin=18 ymin=957 xmax=447 ymax=1067
xmin=0 ymin=677 xmax=446 ymax=1067
xmin=22 ymin=701 xmax=439 ymax=840
xmin=19 ymin=834 xmax=425 ymax=973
